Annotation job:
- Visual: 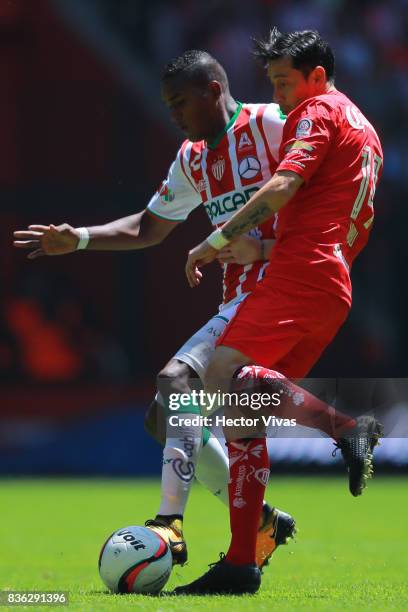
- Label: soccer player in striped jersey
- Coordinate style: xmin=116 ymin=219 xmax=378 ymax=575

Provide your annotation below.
xmin=13 ymin=50 xmax=296 ymax=569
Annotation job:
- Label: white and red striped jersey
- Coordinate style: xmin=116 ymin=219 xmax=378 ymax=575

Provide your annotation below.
xmin=147 ymin=102 xmax=285 ymax=303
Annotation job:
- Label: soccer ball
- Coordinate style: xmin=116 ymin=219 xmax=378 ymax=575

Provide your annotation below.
xmin=98 ymin=526 xmax=172 ymax=594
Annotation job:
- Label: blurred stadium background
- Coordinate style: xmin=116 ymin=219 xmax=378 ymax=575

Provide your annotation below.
xmin=1 ymin=0 xmax=407 ymax=476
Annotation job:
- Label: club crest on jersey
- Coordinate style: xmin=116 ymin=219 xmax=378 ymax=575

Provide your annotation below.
xmin=212 ymin=157 xmax=225 ymax=181
xmin=158 ymin=181 xmax=175 ymax=203
xmin=238 ymin=156 xmax=261 ymax=179
xmin=296 ymin=118 xmax=313 ymax=138
xmin=238 ymin=132 xmax=253 ymax=149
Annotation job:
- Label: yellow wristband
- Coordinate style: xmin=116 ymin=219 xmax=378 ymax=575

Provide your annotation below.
xmin=207 ymin=228 xmax=230 ymax=250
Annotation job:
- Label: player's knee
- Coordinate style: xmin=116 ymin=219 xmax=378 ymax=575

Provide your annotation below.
xmin=204 ymin=351 xmax=241 ymax=391
xmin=156 ymin=359 xmax=191 ymax=396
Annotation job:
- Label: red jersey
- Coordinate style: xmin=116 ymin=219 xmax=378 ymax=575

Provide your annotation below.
xmin=147 ymin=103 xmax=285 ymax=303
xmin=268 ymin=89 xmax=383 ymax=306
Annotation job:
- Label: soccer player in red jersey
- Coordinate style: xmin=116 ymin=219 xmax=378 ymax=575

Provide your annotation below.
xmin=176 ymin=29 xmax=384 ymax=595
xmin=14 ymin=48 xmax=375 ymax=580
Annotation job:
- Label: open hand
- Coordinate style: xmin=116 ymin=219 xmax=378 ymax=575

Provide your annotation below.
xmin=13 ymin=224 xmax=80 ymax=259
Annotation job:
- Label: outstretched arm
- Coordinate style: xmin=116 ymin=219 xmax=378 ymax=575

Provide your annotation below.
xmin=13 ymin=209 xmax=178 ymax=259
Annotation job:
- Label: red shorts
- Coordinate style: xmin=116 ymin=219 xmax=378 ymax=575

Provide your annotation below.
xmin=217 ymin=276 xmax=349 ymax=378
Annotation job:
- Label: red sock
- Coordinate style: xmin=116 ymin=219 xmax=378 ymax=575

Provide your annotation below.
xmin=236 ymin=366 xmax=356 ymax=439
xmin=225 ymin=438 xmax=269 ymax=566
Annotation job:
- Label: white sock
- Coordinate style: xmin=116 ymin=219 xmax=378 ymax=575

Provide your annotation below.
xmin=195 ymin=435 xmax=229 ymax=506
xmin=154 ymin=393 xmax=262 ymax=515
xmin=158 ymin=415 xmax=202 ymax=516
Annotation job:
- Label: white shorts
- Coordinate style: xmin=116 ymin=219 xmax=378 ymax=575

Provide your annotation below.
xmin=174 ymin=294 xmax=249 ymax=381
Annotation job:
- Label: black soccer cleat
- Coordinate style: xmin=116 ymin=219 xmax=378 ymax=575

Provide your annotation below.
xmin=172 ymin=553 xmax=261 ymax=596
xmin=333 ymin=416 xmax=383 ymax=496
xmin=256 ymin=504 xmax=296 ymax=569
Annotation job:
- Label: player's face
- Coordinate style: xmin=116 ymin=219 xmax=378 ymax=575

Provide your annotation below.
xmin=161 ymin=78 xmax=217 ymax=142
xmin=267 ymin=56 xmax=321 ymax=115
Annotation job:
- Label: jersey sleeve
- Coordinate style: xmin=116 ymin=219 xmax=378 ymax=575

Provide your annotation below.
xmin=147 ymin=149 xmax=202 ymax=222
xmin=277 ymin=100 xmax=335 ymax=183
xmin=261 ymin=103 xmax=286 ymax=163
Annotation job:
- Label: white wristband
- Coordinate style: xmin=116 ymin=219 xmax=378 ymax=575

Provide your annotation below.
xmin=76 ymin=227 xmax=90 ymax=250
xmin=206 ymin=227 xmax=230 ymax=250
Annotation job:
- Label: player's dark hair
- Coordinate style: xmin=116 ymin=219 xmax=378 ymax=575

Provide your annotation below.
xmin=161 ymin=50 xmax=229 ymax=91
xmin=253 ymin=28 xmax=335 ymax=81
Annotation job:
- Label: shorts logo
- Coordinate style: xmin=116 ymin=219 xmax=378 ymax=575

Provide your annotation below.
xmin=172 ymin=458 xmax=195 ymax=482
xmin=295 ymin=118 xmax=313 ymax=138
xmin=238 ymin=156 xmax=261 ymax=179
xmin=158 ymin=181 xmax=175 ymax=203
xmin=212 ymin=157 xmax=225 ymax=181
xmin=206 ymin=325 xmax=222 ymax=338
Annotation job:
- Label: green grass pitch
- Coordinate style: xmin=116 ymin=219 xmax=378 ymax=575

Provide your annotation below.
xmin=0 ymin=476 xmax=407 ymax=610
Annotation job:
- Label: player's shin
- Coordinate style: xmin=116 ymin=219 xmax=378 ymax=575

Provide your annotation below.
xmin=195 ymin=430 xmax=229 ymax=505
xmin=225 ymin=436 xmax=270 ymax=566
xmin=147 ymin=402 xmax=202 ymax=565
xmin=151 ymin=392 xmax=231 ymax=505
xmin=158 ymin=414 xmax=202 ymax=518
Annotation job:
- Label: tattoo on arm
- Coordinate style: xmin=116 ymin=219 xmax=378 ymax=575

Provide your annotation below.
xmin=222 ymin=202 xmax=272 ymax=241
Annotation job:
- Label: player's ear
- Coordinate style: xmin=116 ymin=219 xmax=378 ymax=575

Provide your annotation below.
xmin=310 ymin=65 xmax=326 ymax=86
xmin=208 ymin=80 xmax=223 ymax=100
